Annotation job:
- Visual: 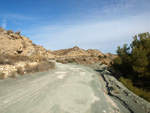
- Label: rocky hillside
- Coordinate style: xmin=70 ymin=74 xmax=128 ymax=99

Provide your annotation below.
xmin=52 ymin=46 xmax=91 ymax=58
xmin=86 ymin=49 xmax=104 ymax=57
xmin=52 ymin=46 xmax=117 ymax=65
xmin=0 ymin=27 xmax=53 ymax=58
xmin=0 ymin=27 xmax=55 ymax=79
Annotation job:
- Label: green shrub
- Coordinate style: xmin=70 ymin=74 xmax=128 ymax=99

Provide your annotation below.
xmin=112 ymin=32 xmax=150 ymax=102
xmin=98 ymin=55 xmax=102 ymax=59
xmin=112 ymin=32 xmax=150 ymax=79
xmin=104 ymin=55 xmax=107 ymax=58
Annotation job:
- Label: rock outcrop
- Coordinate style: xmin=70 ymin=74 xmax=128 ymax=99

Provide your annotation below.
xmin=0 ymin=27 xmax=55 ymax=79
xmin=0 ymin=27 xmax=52 ymax=58
xmin=33 ymin=45 xmax=54 ymax=58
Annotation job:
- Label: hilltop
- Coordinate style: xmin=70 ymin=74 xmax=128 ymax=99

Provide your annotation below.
xmin=52 ymin=46 xmax=117 ymax=65
xmin=52 ymin=46 xmax=90 ymax=57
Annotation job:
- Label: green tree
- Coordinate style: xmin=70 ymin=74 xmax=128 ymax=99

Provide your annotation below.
xmin=112 ymin=32 xmax=150 ymax=80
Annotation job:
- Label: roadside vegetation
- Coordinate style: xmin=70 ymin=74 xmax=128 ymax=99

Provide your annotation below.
xmin=111 ymin=32 xmax=150 ymax=102
xmin=0 ymin=54 xmax=55 ymax=79
xmin=0 ymin=54 xmax=49 ymax=65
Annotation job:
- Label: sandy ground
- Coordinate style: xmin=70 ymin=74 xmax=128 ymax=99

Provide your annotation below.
xmin=0 ymin=62 xmax=149 ymax=113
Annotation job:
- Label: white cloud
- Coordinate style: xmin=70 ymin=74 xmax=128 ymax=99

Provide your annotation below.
xmin=2 ymin=19 xmax=7 ymax=29
xmin=26 ymin=13 xmax=150 ymax=54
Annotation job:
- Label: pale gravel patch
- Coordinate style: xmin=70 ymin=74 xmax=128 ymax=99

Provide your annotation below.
xmin=103 ymin=110 xmax=106 ymax=113
xmin=4 ymin=100 xmax=9 ymax=103
xmin=55 ymin=72 xmax=67 ymax=74
xmin=70 ymin=67 xmax=82 ymax=71
xmin=57 ymin=75 xmax=66 ymax=79
xmin=91 ymin=93 xmax=100 ymax=104
xmin=80 ymin=72 xmax=85 ymax=75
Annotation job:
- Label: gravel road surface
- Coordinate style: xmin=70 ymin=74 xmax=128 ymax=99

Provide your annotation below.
xmin=0 ymin=62 xmax=149 ymax=113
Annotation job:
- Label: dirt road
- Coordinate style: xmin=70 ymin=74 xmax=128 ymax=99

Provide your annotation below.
xmin=0 ymin=62 xmax=149 ymax=113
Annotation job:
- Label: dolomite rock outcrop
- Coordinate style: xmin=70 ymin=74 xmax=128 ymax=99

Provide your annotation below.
xmin=34 ymin=45 xmax=55 ymax=58
xmin=0 ymin=65 xmax=17 ymax=78
xmin=0 ymin=27 xmax=52 ymax=58
xmin=0 ymin=27 xmax=54 ymax=79
xmin=0 ymin=27 xmax=35 ymax=56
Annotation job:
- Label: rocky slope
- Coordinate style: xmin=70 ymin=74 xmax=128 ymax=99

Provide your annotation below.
xmin=0 ymin=27 xmax=53 ymax=58
xmin=86 ymin=49 xmax=104 ymax=57
xmin=52 ymin=46 xmax=91 ymax=58
xmin=52 ymin=46 xmax=117 ymax=65
xmin=0 ymin=27 xmax=55 ymax=79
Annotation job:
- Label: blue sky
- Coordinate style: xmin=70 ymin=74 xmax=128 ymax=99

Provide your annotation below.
xmin=0 ymin=0 xmax=150 ymax=53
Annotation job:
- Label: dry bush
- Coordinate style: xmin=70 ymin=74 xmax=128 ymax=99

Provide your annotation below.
xmin=56 ymin=59 xmax=67 ymax=64
xmin=7 ymin=30 xmax=13 ymax=35
xmin=16 ymin=61 xmax=55 ymax=75
xmin=0 ymin=53 xmax=55 ymax=77
xmin=0 ymin=54 xmax=31 ymax=65
xmin=0 ymin=54 xmax=49 ymax=65
xmin=49 ymin=62 xmax=55 ymax=68
xmin=0 ymin=55 xmax=8 ymax=64
xmin=0 ymin=73 xmax=5 ymax=79
xmin=29 ymin=55 xmax=48 ymax=62
xmin=9 ymin=72 xmax=17 ymax=79
xmin=25 ymin=61 xmax=55 ymax=74
xmin=17 ymin=67 xmax=24 ymax=75
xmin=15 ymin=31 xmax=20 ymax=35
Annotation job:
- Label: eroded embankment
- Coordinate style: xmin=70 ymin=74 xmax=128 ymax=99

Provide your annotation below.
xmin=90 ymin=63 xmax=150 ymax=113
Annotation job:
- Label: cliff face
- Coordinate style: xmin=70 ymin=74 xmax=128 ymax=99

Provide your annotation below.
xmin=0 ymin=27 xmax=52 ymax=58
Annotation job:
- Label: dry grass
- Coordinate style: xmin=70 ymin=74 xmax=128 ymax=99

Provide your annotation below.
xmin=9 ymin=72 xmax=17 ymax=79
xmin=0 ymin=73 xmax=5 ymax=79
xmin=0 ymin=54 xmax=49 ymax=65
xmin=0 ymin=53 xmax=55 ymax=78
xmin=0 ymin=54 xmax=29 ymax=65
xmin=17 ymin=61 xmax=55 ymax=75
